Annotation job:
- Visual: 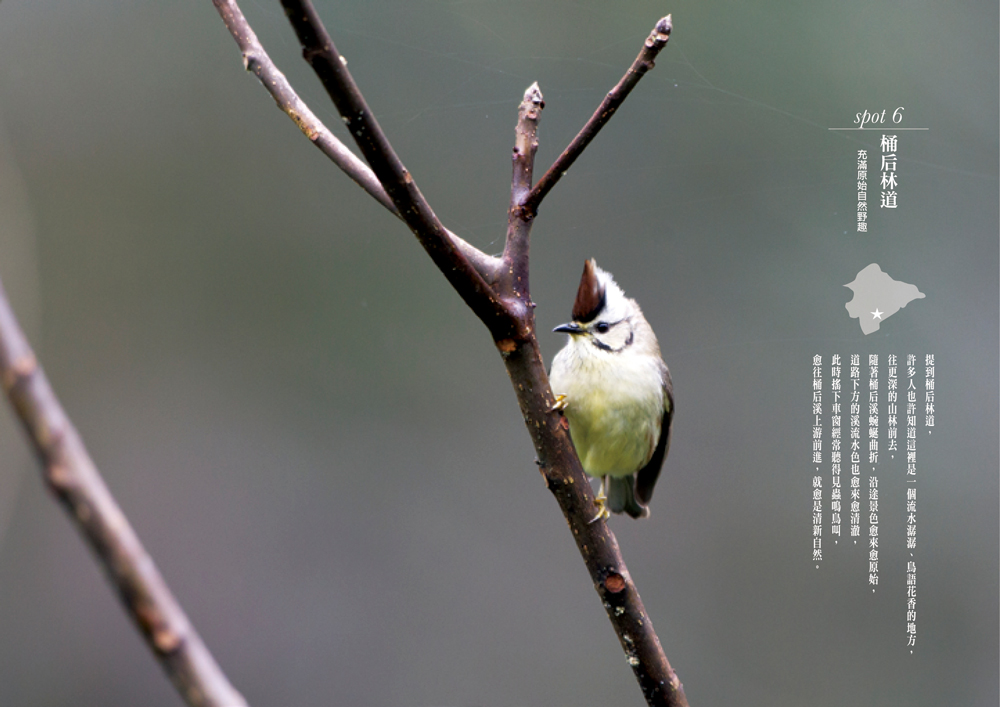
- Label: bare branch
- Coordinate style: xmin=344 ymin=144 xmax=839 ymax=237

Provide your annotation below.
xmin=211 ymin=0 xmax=501 ymax=283
xmin=278 ymin=0 xmax=513 ymax=333
xmin=500 ymin=82 xmax=544 ymax=300
xmin=212 ymin=0 xmax=389 ymax=210
xmin=0 ymin=277 xmax=248 ymax=707
xmin=231 ymin=3 xmax=688 ymax=703
xmin=510 ymin=83 xmax=544 ymax=209
xmin=500 ymin=84 xmax=690 ymax=707
xmin=523 ymin=15 xmax=673 ymax=217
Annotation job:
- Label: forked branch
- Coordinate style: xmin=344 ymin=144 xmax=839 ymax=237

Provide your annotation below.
xmin=265 ymin=3 xmax=687 ymax=705
xmin=278 ymin=0 xmax=514 ymax=335
xmin=524 ymin=15 xmax=673 ymax=218
xmin=501 ymin=82 xmax=689 ymax=707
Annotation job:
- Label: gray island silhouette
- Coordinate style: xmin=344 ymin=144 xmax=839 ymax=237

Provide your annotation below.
xmin=844 ymin=263 xmax=925 ymax=335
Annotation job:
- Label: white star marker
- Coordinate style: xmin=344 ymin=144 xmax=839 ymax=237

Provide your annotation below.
xmin=871 ymin=308 xmax=884 ymax=320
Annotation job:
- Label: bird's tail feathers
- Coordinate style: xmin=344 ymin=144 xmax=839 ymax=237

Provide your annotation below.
xmin=607 ymin=475 xmax=650 ymax=519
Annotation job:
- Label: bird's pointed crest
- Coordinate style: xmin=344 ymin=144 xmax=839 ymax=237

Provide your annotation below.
xmin=572 ymin=259 xmax=606 ymax=323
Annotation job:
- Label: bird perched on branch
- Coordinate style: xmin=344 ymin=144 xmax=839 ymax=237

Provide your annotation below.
xmin=550 ymin=259 xmax=673 ymax=521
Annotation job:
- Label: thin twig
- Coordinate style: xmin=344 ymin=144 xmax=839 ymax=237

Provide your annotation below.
xmin=212 ymin=0 xmax=391 ymax=211
xmin=0 ymin=277 xmax=248 ymax=707
xmin=211 ymin=0 xmax=501 ymax=284
xmin=523 ymin=15 xmax=673 ymax=217
xmin=500 ymin=83 xmax=544 ymax=301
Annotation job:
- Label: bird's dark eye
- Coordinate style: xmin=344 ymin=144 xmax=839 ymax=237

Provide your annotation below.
xmin=594 ymin=321 xmax=610 ymax=334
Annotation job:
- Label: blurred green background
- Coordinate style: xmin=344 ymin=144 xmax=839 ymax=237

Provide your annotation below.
xmin=0 ymin=1 xmax=997 ymax=705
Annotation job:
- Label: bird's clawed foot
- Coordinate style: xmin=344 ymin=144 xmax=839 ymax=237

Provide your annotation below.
xmin=588 ymin=477 xmax=610 ymax=524
xmin=549 ymin=394 xmax=568 ymax=412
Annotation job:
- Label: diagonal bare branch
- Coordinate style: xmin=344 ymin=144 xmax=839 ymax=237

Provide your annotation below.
xmin=0 ymin=277 xmax=248 ymax=707
xmin=211 ymin=0 xmax=501 ymax=283
xmin=278 ymin=0 xmax=514 ymax=334
xmin=212 ymin=0 xmax=390 ymax=210
xmin=523 ymin=15 xmax=673 ymax=217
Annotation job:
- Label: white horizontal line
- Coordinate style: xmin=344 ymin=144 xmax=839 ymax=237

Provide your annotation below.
xmin=828 ymin=127 xmax=929 ymax=131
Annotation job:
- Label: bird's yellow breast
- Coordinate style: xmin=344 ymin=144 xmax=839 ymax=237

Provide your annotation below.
xmin=550 ymin=350 xmax=664 ymax=478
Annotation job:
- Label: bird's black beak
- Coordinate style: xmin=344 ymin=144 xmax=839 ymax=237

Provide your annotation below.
xmin=553 ymin=322 xmax=585 ymax=335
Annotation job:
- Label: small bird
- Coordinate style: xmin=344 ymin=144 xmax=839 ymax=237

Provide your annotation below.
xmin=550 ymin=259 xmax=673 ymax=521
